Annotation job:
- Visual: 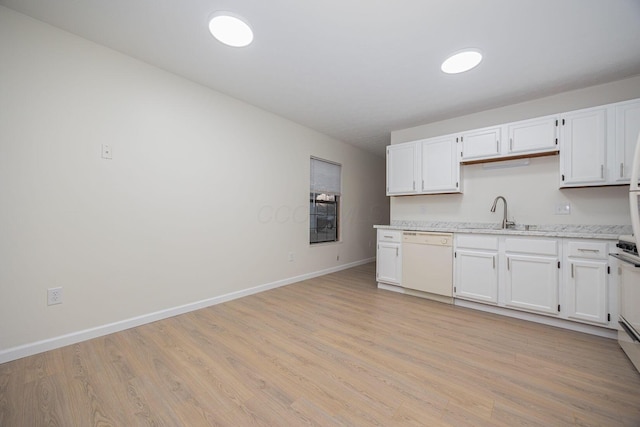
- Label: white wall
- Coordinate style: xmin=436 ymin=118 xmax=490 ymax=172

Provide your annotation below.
xmin=390 ymin=75 xmax=640 ymax=226
xmin=0 ymin=7 xmax=389 ymax=358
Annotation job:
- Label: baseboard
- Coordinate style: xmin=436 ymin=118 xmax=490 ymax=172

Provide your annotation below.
xmin=0 ymin=257 xmax=374 ymax=364
xmin=377 ymin=282 xmax=453 ymax=305
xmin=378 ymin=282 xmax=617 ymax=340
xmin=454 ymin=299 xmax=617 ymax=339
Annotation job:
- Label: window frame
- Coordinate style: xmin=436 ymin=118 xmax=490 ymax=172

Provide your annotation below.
xmin=309 ymin=157 xmax=341 ymax=245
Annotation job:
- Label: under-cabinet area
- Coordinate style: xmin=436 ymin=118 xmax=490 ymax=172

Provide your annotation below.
xmin=376 ymin=226 xmax=621 ymax=336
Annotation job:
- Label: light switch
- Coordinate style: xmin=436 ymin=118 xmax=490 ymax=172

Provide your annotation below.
xmin=101 ymin=144 xmax=113 ymax=160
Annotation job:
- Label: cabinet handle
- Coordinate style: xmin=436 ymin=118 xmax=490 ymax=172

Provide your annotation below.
xmin=578 ymin=248 xmax=600 ymax=253
xmin=509 ymin=138 xmax=513 ymax=151
xmin=384 ymin=235 xmax=393 ymax=239
xmin=507 ymin=257 xmax=510 ymax=270
xmin=413 ymin=181 xmax=415 ymax=190
xmin=493 ymin=256 xmax=496 ymax=269
xmin=601 ymin=164 xmax=604 ymax=179
xmin=496 ymin=141 xmax=499 ymax=153
xmin=422 ymin=179 xmax=425 ymax=190
xmin=621 ymin=162 xmax=624 ymax=178
xmin=571 ymin=263 xmax=574 ymax=278
xmin=396 ymin=247 xmax=398 ymax=257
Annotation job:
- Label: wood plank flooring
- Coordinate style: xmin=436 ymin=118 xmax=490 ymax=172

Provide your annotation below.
xmin=1 ymin=262 xmax=639 ymax=426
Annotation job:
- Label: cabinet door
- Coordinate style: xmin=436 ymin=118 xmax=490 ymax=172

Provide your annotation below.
xmin=460 ymin=126 xmax=502 ymax=161
xmin=507 ymin=115 xmax=558 ymax=155
xmin=566 ymin=259 xmax=608 ymax=324
xmin=420 ymin=135 xmax=460 ymax=193
xmin=377 ymin=242 xmax=401 ymax=284
xmin=454 ymin=249 xmax=498 ymax=303
xmin=614 ymin=100 xmax=640 ymax=184
xmin=505 ymin=254 xmax=559 ymax=314
xmin=559 ymin=107 xmax=607 ymax=187
xmin=387 ymin=143 xmax=418 ymax=195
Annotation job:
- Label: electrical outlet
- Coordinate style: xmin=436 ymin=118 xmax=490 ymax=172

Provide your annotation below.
xmin=554 ymin=202 xmax=571 ymax=215
xmin=101 ymin=144 xmax=113 ymax=160
xmin=47 ymin=287 xmax=63 ymax=305
xmin=288 ymin=252 xmax=294 ymax=262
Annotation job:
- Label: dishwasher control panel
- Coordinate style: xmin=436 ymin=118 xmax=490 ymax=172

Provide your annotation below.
xmin=402 ymin=231 xmax=452 ymax=246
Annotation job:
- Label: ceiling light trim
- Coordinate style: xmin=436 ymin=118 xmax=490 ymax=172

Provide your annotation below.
xmin=208 ymin=11 xmax=254 ymax=48
xmin=441 ymin=48 xmax=483 ymax=74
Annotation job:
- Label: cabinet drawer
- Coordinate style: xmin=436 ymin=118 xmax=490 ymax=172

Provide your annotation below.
xmin=378 ymin=229 xmax=402 ymax=243
xmin=455 ymin=234 xmax=499 ymax=250
xmin=567 ymin=241 xmax=608 ymax=260
xmin=505 ymin=238 xmax=558 ymax=256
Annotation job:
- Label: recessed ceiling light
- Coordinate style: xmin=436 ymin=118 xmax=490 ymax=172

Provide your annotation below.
xmin=208 ymin=12 xmax=253 ymax=47
xmin=441 ymin=49 xmax=483 ymax=74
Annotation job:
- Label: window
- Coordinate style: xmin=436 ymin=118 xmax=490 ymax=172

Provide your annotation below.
xmin=310 ymin=157 xmax=341 ymax=244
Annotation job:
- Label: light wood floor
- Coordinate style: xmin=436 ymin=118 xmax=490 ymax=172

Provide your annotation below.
xmin=1 ymin=263 xmax=640 ymax=426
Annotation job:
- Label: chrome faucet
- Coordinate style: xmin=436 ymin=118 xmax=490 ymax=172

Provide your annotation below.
xmin=490 ymin=196 xmax=515 ymax=229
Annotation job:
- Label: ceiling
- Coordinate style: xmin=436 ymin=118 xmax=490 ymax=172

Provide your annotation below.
xmin=2 ymin=0 xmax=640 ymax=156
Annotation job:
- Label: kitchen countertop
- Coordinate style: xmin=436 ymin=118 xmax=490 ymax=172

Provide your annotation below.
xmin=375 ymin=221 xmax=631 ymax=240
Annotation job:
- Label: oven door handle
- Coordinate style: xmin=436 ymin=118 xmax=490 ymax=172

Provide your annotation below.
xmin=610 ymin=253 xmax=640 ymax=267
xmin=619 ymin=321 xmax=640 ymax=343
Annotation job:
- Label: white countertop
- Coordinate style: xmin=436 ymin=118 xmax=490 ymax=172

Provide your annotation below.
xmin=375 ymin=221 xmax=631 ymax=240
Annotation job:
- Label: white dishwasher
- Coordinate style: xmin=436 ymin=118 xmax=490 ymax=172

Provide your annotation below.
xmin=402 ymin=231 xmax=454 ymax=303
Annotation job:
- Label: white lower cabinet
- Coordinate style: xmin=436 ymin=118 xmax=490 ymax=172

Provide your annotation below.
xmin=454 ymin=235 xmax=498 ymax=304
xmin=376 ymin=230 xmax=402 ymax=285
xmin=505 ymin=253 xmax=559 ymax=315
xmin=504 ymin=237 xmax=560 ymax=315
xmin=565 ymin=259 xmax=608 ymax=324
xmin=455 ymin=250 xmax=498 ymax=303
xmin=453 ymin=234 xmax=616 ymax=329
xmin=563 ymin=240 xmax=611 ymax=325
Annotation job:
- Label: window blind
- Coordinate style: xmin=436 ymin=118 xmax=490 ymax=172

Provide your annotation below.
xmin=310 ymin=157 xmax=341 ymax=195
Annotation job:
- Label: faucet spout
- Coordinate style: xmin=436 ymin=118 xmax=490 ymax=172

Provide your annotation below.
xmin=490 ymin=196 xmax=514 ymax=229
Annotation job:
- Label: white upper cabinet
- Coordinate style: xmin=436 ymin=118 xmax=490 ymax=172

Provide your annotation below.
xmin=387 ymin=97 xmax=640 ymax=193
xmin=420 ymin=135 xmax=460 ymax=193
xmin=386 ymin=135 xmax=461 ymax=196
xmin=559 ymin=106 xmax=607 ymax=187
xmin=507 ymin=115 xmax=559 ymax=155
xmin=459 ymin=117 xmax=559 ymax=163
xmin=386 ymin=142 xmax=418 ymax=195
xmin=559 ymin=98 xmax=640 ymax=188
xmin=614 ymin=99 xmax=640 ymax=184
xmin=459 ymin=126 xmax=502 ymax=162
